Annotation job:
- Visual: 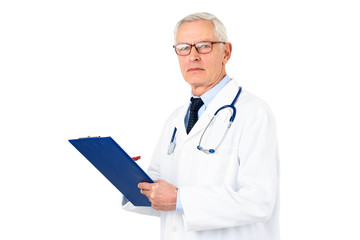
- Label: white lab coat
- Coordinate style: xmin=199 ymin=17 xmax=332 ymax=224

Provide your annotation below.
xmin=123 ymin=79 xmax=280 ymax=240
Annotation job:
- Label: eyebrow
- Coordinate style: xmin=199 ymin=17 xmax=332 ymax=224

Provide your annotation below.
xmin=176 ymin=40 xmax=216 ymax=45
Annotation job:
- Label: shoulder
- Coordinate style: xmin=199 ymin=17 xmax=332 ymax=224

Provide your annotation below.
xmin=235 ymin=90 xmax=276 ymax=124
xmin=167 ymin=104 xmax=187 ymax=121
xmin=238 ymin=90 xmax=271 ymax=110
xmin=159 ymin=103 xmax=187 ymax=129
xmin=227 ymin=79 xmax=273 ymax=116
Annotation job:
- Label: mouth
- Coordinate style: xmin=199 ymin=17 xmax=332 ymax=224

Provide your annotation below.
xmin=187 ymin=68 xmax=204 ymax=72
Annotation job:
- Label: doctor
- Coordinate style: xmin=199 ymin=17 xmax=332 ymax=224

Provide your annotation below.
xmin=123 ymin=12 xmax=280 ymax=240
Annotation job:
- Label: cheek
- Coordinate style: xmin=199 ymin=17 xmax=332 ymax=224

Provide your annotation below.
xmin=206 ymin=58 xmax=223 ymax=75
xmin=178 ymin=58 xmax=187 ymax=74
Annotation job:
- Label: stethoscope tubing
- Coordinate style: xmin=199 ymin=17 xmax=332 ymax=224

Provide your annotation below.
xmin=170 ymin=127 xmax=177 ymax=142
xmin=214 ymin=104 xmax=236 ymax=122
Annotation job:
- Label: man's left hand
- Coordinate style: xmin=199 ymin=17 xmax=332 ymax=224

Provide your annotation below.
xmin=138 ymin=180 xmax=178 ymax=211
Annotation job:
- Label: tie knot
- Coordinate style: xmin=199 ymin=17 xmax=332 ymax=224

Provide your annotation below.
xmin=190 ymin=97 xmax=204 ymax=112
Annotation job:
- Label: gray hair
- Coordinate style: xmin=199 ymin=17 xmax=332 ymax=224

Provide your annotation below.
xmin=174 ymin=12 xmax=228 ymax=43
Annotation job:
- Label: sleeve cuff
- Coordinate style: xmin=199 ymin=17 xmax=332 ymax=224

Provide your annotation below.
xmin=176 ymin=188 xmax=184 ymax=214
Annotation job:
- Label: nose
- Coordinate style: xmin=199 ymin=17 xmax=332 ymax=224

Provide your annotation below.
xmin=188 ymin=45 xmax=200 ymax=62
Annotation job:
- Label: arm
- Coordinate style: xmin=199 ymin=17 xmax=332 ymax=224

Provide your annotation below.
xmin=137 ymin=117 xmax=182 ymax=211
xmin=180 ymin=105 xmax=279 ymax=231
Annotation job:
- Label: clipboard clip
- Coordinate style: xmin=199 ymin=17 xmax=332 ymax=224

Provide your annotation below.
xmin=78 ymin=136 xmax=101 ymax=139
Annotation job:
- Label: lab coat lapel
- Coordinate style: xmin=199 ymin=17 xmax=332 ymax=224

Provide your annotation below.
xmin=172 ymin=104 xmax=189 ymax=144
xmin=186 ymin=79 xmax=240 ymax=138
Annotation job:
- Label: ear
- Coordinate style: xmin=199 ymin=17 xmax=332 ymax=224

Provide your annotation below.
xmin=223 ymin=42 xmax=232 ymax=64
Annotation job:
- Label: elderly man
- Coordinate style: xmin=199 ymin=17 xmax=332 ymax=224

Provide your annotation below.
xmin=123 ymin=12 xmax=280 ymax=240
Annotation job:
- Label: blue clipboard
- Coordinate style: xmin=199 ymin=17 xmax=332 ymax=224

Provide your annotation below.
xmin=69 ymin=137 xmax=153 ymax=207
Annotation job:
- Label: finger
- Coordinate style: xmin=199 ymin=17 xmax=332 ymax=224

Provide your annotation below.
xmin=140 ymin=188 xmax=151 ymax=197
xmin=151 ymin=203 xmax=160 ymax=211
xmin=138 ymin=182 xmax=152 ymax=190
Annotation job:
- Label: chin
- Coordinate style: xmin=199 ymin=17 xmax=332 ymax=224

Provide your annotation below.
xmin=184 ymin=74 xmax=207 ymax=85
xmin=184 ymin=78 xmax=206 ymax=87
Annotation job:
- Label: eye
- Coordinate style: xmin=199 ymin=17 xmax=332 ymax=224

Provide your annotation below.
xmin=176 ymin=44 xmax=190 ymax=51
xmin=196 ymin=42 xmax=211 ymax=49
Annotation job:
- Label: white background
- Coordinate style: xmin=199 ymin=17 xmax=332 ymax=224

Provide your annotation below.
xmin=1 ymin=0 xmax=359 ymax=239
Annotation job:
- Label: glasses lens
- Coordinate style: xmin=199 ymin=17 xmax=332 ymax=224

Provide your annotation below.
xmin=175 ymin=44 xmax=191 ymax=55
xmin=195 ymin=42 xmax=213 ymax=54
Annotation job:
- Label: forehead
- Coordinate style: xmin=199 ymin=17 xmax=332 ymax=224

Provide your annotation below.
xmin=176 ymin=20 xmax=217 ymax=44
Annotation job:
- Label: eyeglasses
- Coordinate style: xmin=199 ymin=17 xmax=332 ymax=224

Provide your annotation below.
xmin=173 ymin=41 xmax=226 ymax=56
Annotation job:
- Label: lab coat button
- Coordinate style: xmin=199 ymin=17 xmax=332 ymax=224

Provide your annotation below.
xmin=172 ymin=226 xmax=177 ymax=232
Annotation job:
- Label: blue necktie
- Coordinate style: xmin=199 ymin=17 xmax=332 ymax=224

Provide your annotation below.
xmin=187 ymin=97 xmax=204 ymax=134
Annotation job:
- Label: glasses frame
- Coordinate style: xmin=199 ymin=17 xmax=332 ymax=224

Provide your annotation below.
xmin=173 ymin=41 xmax=226 ymax=56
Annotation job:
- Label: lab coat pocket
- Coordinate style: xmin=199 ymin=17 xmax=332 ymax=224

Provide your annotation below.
xmin=196 ymin=146 xmax=238 ymax=185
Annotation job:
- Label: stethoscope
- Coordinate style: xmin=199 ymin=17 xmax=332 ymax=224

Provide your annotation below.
xmin=167 ymin=87 xmax=242 ymax=155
